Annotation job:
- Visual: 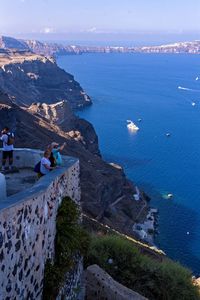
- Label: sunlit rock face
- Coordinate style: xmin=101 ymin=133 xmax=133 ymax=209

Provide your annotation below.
xmin=0 ymin=36 xmax=29 ymax=51
xmin=0 ymin=53 xmax=92 ymax=109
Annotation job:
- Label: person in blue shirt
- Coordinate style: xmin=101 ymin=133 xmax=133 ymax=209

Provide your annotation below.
xmin=51 ymin=142 xmax=66 ymax=166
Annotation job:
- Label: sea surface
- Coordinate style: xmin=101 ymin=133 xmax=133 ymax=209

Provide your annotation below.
xmin=57 ymin=53 xmax=200 ymax=274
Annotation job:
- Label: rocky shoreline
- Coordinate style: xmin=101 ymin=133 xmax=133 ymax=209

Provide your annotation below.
xmin=133 ymin=207 xmax=159 ymax=245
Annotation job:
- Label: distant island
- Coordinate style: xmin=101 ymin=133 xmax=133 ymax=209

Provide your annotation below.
xmin=1 ymin=35 xmax=200 ymax=57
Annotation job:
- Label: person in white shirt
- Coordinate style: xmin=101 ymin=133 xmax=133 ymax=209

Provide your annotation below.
xmin=0 ymin=127 xmax=14 ymax=172
xmin=40 ymin=150 xmax=55 ymax=176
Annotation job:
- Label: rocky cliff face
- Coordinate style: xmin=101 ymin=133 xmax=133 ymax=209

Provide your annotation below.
xmin=25 ymin=39 xmax=70 ymax=56
xmin=0 ymin=52 xmax=91 ymax=109
xmin=27 ymin=101 xmax=100 ymax=156
xmin=0 ymin=36 xmax=29 ymax=51
xmin=0 ymin=52 xmax=148 ymax=238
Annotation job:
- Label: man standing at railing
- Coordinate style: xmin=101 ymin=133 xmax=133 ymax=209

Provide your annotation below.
xmin=0 ymin=127 xmax=14 ymax=172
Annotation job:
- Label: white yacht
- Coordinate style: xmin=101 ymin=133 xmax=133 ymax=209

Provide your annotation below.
xmin=127 ymin=120 xmax=139 ymax=131
xmin=167 ymin=193 xmax=173 ymax=199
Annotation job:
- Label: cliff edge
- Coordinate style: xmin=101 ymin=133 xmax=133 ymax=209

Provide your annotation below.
xmin=0 ymin=51 xmax=91 ymax=109
xmin=0 ymin=51 xmax=149 ymax=239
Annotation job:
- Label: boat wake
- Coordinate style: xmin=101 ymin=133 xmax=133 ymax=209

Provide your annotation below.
xmin=178 ymin=86 xmax=200 ymax=92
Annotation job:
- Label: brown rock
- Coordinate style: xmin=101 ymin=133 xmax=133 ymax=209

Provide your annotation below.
xmin=0 ymin=52 xmax=91 ymax=109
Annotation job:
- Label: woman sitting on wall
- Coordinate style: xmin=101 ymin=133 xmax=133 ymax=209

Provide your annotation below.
xmin=40 ymin=150 xmax=55 ymax=176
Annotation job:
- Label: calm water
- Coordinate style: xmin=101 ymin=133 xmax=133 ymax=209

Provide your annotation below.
xmin=57 ymin=53 xmax=200 ymax=274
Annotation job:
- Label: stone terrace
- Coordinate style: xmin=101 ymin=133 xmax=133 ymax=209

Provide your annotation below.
xmin=5 ymin=168 xmax=37 ymax=196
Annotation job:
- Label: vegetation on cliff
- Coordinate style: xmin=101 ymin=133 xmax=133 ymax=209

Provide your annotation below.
xmin=42 ymin=197 xmax=90 ymax=300
xmin=85 ymin=235 xmax=200 ymax=300
xmin=42 ymin=198 xmax=199 ymax=300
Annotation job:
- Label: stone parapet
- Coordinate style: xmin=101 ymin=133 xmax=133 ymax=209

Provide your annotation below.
xmin=85 ymin=264 xmax=148 ymax=300
xmin=0 ymin=148 xmax=81 ymax=300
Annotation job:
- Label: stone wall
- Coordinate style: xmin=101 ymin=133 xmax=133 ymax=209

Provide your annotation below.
xmin=85 ymin=265 xmax=148 ymax=300
xmin=0 ymin=148 xmax=43 ymax=170
xmin=0 ymin=149 xmax=81 ymax=300
xmin=57 ymin=258 xmax=84 ymax=300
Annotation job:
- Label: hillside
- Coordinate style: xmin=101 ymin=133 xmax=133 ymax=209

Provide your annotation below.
xmin=0 ymin=50 xmax=91 ymax=109
xmin=0 ymin=80 xmax=148 ymax=239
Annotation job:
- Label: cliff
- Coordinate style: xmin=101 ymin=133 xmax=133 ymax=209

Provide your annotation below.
xmin=0 ymin=36 xmax=30 ymax=51
xmin=2 ymin=35 xmax=200 ymax=58
xmin=0 ymin=49 xmax=150 ymax=238
xmin=0 ymin=86 xmax=148 ymax=238
xmin=0 ymin=51 xmax=91 ymax=109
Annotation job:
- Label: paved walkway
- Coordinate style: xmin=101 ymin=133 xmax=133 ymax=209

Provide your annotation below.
xmin=4 ymin=168 xmax=37 ymax=196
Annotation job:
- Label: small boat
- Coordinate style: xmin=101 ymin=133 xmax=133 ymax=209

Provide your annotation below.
xmin=192 ymin=102 xmax=196 ymax=106
xmin=166 ymin=133 xmax=171 ymax=137
xmin=167 ymin=193 xmax=173 ymax=199
xmin=196 ymin=77 xmax=199 ymax=81
xmin=138 ymin=118 xmax=142 ymax=122
xmin=127 ymin=120 xmax=139 ymax=131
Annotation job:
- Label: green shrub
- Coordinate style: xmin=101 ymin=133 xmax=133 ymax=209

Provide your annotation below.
xmin=85 ymin=235 xmax=200 ymax=300
xmin=43 ymin=197 xmax=90 ymax=300
xmin=43 ymin=260 xmax=63 ymax=300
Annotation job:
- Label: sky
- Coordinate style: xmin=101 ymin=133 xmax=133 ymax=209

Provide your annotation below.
xmin=1 ymin=0 xmax=200 ymax=45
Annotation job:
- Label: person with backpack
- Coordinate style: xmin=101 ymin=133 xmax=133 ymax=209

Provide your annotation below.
xmin=40 ymin=150 xmax=56 ymax=177
xmin=0 ymin=127 xmax=15 ymax=172
xmin=34 ymin=150 xmax=56 ymax=178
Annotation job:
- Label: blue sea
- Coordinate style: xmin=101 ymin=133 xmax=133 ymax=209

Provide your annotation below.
xmin=57 ymin=53 xmax=200 ymax=275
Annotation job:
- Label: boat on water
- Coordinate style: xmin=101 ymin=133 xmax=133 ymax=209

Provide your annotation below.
xmin=127 ymin=120 xmax=139 ymax=131
xmin=167 ymin=193 xmax=173 ymax=199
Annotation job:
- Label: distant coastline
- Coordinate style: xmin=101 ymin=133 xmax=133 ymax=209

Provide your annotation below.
xmin=1 ymin=36 xmax=200 ymax=57
xmin=26 ymin=39 xmax=200 ymax=56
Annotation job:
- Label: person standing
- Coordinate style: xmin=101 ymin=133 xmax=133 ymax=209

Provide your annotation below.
xmin=51 ymin=142 xmax=66 ymax=166
xmin=0 ymin=127 xmax=14 ymax=172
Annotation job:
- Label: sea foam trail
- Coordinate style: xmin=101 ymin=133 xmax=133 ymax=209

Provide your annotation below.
xmin=178 ymin=86 xmax=200 ymax=92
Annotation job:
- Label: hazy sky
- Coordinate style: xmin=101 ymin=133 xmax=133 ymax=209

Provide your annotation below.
xmin=1 ymin=0 xmax=200 ymax=43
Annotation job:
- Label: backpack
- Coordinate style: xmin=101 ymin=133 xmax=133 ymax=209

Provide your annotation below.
xmin=49 ymin=152 xmax=56 ymax=167
xmin=34 ymin=161 xmax=41 ymax=173
xmin=6 ymin=133 xmax=14 ymax=146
